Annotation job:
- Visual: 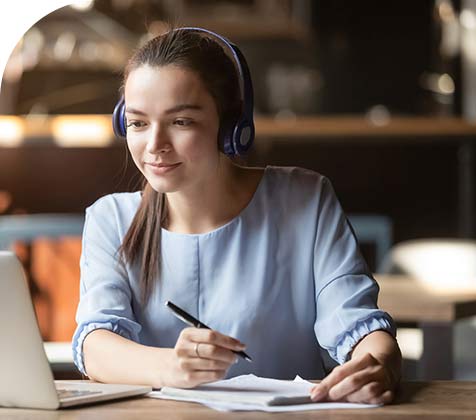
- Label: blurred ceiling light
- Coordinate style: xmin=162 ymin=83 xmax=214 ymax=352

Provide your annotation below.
xmin=0 ymin=117 xmax=24 ymax=147
xmin=24 ymin=28 xmax=45 ymax=51
xmin=366 ymin=104 xmax=391 ymax=127
xmin=438 ymin=0 xmax=456 ymax=21
xmin=22 ymin=28 xmax=44 ymax=70
xmin=461 ymin=7 xmax=476 ymax=63
xmin=3 ymin=50 xmax=24 ymax=83
xmin=78 ymin=41 xmax=100 ymax=61
xmin=70 ymin=0 xmax=95 ymax=12
xmin=435 ymin=0 xmax=460 ymax=57
xmin=461 ymin=9 xmax=476 ymax=29
xmin=438 ymin=73 xmax=455 ymax=94
xmin=51 ymin=116 xmax=112 ymax=147
xmin=53 ymin=32 xmax=77 ymax=62
xmin=420 ymin=72 xmax=455 ymax=95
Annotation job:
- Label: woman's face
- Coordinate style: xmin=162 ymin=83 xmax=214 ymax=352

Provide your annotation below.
xmin=124 ymin=64 xmax=221 ymax=194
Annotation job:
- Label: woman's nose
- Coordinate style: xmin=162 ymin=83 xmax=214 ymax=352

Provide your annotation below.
xmin=146 ymin=125 xmax=170 ymax=154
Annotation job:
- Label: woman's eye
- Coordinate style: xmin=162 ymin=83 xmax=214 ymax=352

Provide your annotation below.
xmin=126 ymin=121 xmax=146 ymax=129
xmin=174 ymin=119 xmax=193 ymax=126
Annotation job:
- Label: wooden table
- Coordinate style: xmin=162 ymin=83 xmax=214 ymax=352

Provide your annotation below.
xmin=0 ymin=381 xmax=475 ymax=419
xmin=376 ymin=274 xmax=476 ymax=380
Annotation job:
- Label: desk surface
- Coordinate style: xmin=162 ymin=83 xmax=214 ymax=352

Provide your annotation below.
xmin=375 ymin=275 xmax=476 ymax=323
xmin=0 ymin=381 xmax=475 ymax=419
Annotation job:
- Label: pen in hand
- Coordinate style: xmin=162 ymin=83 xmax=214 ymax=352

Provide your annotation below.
xmin=165 ymin=300 xmax=252 ymax=362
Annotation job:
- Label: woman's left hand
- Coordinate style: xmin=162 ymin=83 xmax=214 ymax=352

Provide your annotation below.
xmin=310 ymin=352 xmax=397 ymax=405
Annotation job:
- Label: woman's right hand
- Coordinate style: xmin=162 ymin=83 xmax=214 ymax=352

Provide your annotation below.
xmin=161 ymin=327 xmax=247 ymax=388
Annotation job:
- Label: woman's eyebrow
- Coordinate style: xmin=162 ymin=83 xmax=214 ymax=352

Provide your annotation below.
xmin=125 ymin=104 xmax=203 ymax=115
xmin=164 ymin=104 xmax=203 ymax=114
xmin=125 ymin=107 xmax=147 ymax=115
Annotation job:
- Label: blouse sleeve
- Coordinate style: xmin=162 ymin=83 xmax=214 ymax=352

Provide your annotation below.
xmin=72 ymin=197 xmax=141 ymax=375
xmin=312 ymin=177 xmax=396 ymax=365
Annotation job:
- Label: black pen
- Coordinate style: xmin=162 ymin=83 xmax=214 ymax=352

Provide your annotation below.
xmin=165 ymin=300 xmax=252 ymax=362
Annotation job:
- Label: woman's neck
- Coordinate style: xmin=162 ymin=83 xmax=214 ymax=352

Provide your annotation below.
xmin=164 ymin=162 xmax=262 ymax=234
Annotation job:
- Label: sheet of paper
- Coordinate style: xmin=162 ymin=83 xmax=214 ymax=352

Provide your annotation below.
xmin=147 ymin=374 xmax=381 ymax=412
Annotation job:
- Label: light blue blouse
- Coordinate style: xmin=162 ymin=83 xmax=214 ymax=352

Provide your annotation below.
xmin=73 ymin=166 xmax=396 ymax=380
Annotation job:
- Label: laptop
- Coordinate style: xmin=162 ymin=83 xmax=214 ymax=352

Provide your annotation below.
xmin=0 ymin=251 xmax=152 ymax=409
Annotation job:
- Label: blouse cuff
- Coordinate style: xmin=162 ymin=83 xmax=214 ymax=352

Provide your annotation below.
xmin=72 ymin=321 xmax=136 ymax=376
xmin=329 ymin=313 xmax=396 ymax=365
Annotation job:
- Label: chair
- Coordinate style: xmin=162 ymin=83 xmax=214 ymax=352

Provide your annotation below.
xmin=0 ymin=214 xmax=84 ymax=250
xmin=378 ymin=238 xmax=476 ymax=380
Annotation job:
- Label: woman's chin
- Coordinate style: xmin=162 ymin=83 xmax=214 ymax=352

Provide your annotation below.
xmin=145 ymin=177 xmax=181 ymax=194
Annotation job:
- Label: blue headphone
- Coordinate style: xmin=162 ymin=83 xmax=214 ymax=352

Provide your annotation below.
xmin=112 ymin=27 xmax=255 ymax=157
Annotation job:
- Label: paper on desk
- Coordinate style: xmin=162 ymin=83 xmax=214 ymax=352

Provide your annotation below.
xmin=147 ymin=374 xmax=381 ymax=412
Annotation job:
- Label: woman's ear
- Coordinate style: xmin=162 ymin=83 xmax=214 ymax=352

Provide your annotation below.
xmin=217 ymin=115 xmax=234 ymax=154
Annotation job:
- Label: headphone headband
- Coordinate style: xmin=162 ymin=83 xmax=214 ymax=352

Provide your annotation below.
xmin=112 ymin=27 xmax=254 ymax=156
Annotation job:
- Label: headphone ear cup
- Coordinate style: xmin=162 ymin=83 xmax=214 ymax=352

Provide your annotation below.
xmin=112 ymin=97 xmax=126 ymax=138
xmin=232 ymin=118 xmax=254 ymax=156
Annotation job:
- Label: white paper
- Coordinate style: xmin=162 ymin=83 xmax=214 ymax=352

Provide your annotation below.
xmin=147 ymin=374 xmax=381 ymax=412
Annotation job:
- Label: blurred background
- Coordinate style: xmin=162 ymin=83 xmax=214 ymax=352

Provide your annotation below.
xmin=1 ymin=0 xmax=476 ymax=381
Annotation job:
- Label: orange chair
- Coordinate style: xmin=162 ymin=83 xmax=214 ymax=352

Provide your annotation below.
xmin=0 ymin=214 xmax=84 ymax=341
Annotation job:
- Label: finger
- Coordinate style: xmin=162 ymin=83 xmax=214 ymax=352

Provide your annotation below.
xmin=184 ymin=328 xmax=246 ymax=352
xmin=375 ymin=389 xmax=395 ymax=404
xmin=326 ymin=366 xmax=383 ymax=401
xmin=345 ymin=381 xmax=385 ymax=404
xmin=311 ymin=354 xmax=378 ymax=401
xmin=371 ymin=390 xmax=394 ymax=405
xmin=190 ymin=342 xmax=238 ymax=364
xmin=327 ymin=368 xmax=376 ymax=401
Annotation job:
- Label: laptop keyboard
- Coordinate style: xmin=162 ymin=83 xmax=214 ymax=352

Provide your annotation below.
xmin=57 ymin=388 xmax=103 ymax=399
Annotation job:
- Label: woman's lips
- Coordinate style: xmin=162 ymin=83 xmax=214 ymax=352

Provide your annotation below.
xmin=145 ymin=162 xmax=182 ymax=175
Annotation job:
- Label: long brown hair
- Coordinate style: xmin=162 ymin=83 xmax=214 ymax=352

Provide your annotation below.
xmin=119 ymin=27 xmax=242 ymax=303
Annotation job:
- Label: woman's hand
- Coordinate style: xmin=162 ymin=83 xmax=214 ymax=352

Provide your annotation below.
xmin=162 ymin=327 xmax=246 ymax=388
xmin=310 ymin=353 xmax=395 ymax=404
xmin=310 ymin=331 xmax=401 ymax=405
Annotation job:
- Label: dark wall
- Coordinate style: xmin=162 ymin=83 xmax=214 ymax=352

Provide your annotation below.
xmin=313 ymin=0 xmax=435 ymax=115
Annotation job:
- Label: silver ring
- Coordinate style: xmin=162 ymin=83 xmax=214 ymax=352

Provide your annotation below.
xmin=195 ymin=342 xmax=201 ymax=358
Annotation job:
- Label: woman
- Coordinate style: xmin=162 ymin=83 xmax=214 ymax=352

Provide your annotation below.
xmin=73 ymin=26 xmax=401 ymax=404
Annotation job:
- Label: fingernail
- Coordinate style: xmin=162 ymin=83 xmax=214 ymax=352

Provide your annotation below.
xmin=311 ymin=387 xmax=325 ymax=401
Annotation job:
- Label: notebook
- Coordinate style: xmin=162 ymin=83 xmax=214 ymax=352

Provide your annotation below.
xmin=149 ymin=374 xmax=381 ymax=412
xmin=0 ymin=251 xmax=151 ymax=410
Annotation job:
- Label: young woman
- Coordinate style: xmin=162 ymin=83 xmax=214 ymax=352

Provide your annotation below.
xmin=73 ymin=27 xmax=401 ymax=404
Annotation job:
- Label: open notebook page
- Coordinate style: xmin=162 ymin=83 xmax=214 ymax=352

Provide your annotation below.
xmin=147 ymin=374 xmax=381 ymax=412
